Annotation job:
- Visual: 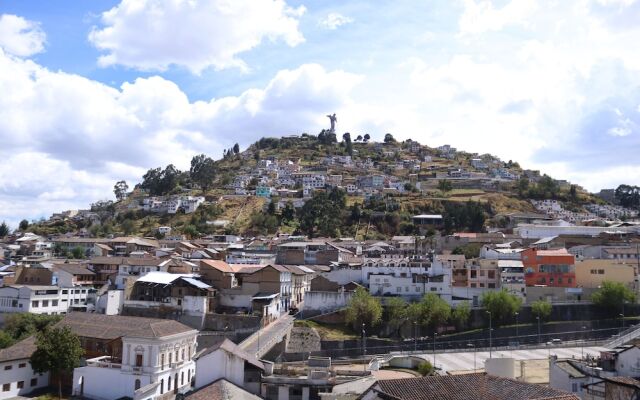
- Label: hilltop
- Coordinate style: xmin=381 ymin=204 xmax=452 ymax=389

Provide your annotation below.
xmin=27 ymin=132 xmax=608 ymax=240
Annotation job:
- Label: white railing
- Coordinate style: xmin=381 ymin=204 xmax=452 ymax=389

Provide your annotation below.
xmin=86 ymin=356 xmax=122 ymax=369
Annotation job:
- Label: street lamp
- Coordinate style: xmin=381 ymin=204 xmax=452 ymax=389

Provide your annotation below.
xmin=486 ymin=311 xmax=492 ymax=359
xmin=467 ymin=343 xmax=476 ymax=372
xmin=515 ymin=312 xmax=519 ymax=344
xmin=433 ymin=333 xmax=438 ymax=367
xmin=581 ymin=326 xmax=586 ymax=359
xmin=362 ymin=323 xmax=367 ymax=372
xmin=414 ymin=321 xmax=418 ymax=353
xmin=536 ymin=316 xmax=541 ymax=344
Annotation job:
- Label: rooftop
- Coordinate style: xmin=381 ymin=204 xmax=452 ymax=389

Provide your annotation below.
xmin=372 ymin=373 xmax=579 ymax=400
xmin=57 ymin=312 xmax=195 ymax=340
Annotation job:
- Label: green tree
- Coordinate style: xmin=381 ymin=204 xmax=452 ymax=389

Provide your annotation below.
xmin=452 ymin=243 xmax=481 ymax=259
xmin=3 ymin=314 xmax=62 ymax=342
xmin=281 ymin=202 xmax=296 ymax=222
xmin=385 ymin=297 xmax=408 ymax=336
xmin=190 ymin=154 xmax=216 ymax=193
xmin=363 ymin=133 xmax=371 ymax=142
xmin=70 ymin=246 xmax=85 ymax=259
xmin=31 ymin=326 xmax=84 ymax=399
xmin=345 ymin=287 xmax=383 ymax=330
xmin=0 ymin=221 xmax=9 ymax=237
xmin=451 ymin=301 xmax=471 ymax=330
xmin=438 ymin=179 xmax=453 ymax=194
xmin=591 ymin=281 xmax=636 ymax=311
xmin=531 ymin=299 xmax=552 ymax=321
xmin=299 ymin=189 xmax=346 ymax=238
xmin=0 ymin=330 xmax=13 ymax=349
xmin=417 ymin=360 xmax=434 ymax=376
xmin=419 ymin=293 xmax=451 ymax=329
xmin=384 ymin=133 xmax=396 ymax=143
xmin=183 ymin=224 xmax=199 ymax=239
xmin=19 ymin=219 xmax=29 ymax=231
xmin=481 ymin=289 xmax=522 ymax=325
xmin=517 ymin=177 xmax=530 ymax=197
xmin=121 ymin=219 xmax=135 ymax=235
xmin=233 ymin=143 xmax=240 ymax=154
xmin=113 ymin=180 xmax=129 ymax=201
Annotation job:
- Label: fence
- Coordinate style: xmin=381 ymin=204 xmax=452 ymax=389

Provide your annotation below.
xmin=276 ymin=326 xmax=618 ymax=361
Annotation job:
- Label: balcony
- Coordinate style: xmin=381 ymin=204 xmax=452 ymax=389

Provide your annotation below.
xmin=86 ymin=356 xmax=122 ymax=369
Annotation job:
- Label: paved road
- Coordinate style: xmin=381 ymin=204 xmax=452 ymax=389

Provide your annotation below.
xmin=415 ymin=345 xmax=608 ymax=373
xmin=239 ymin=314 xmax=294 ymax=358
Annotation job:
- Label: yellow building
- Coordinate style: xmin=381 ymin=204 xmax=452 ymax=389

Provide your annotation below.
xmin=574 ymin=259 xmax=636 ymax=289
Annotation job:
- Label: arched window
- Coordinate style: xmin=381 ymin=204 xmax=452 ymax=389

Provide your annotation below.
xmin=168 ymin=377 xmax=171 ymax=391
xmin=160 ymin=379 xmax=164 ymax=394
xmin=181 ymin=371 xmax=184 ymax=385
xmin=134 ymin=379 xmax=141 ymax=390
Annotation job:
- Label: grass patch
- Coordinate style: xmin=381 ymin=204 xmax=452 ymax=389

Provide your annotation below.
xmin=295 ymin=320 xmax=360 ymax=340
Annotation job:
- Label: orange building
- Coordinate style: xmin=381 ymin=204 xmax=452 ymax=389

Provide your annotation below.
xmin=522 ymin=248 xmax=576 ymax=287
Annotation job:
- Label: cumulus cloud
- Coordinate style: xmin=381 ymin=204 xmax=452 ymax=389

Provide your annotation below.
xmin=0 ymin=45 xmax=361 ymax=225
xmin=0 ymin=14 xmax=46 ymax=57
xmin=88 ymin=0 xmax=306 ymax=73
xmin=458 ymin=0 xmax=537 ymax=36
xmin=318 ymin=12 xmax=354 ymax=30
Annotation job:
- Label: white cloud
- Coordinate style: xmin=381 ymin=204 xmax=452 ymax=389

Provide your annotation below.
xmin=0 ymin=14 xmax=46 ymax=57
xmin=0 ymin=46 xmax=361 ymax=225
xmin=318 ymin=12 xmax=354 ymax=30
xmin=458 ymin=0 xmax=537 ymax=36
xmin=89 ymin=0 xmax=306 ymax=74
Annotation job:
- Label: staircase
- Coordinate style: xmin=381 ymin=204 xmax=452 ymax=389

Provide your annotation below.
xmin=607 ymin=323 xmax=640 ymax=348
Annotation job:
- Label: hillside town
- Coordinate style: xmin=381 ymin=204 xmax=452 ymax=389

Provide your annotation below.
xmin=2 ymin=141 xmax=640 ymax=400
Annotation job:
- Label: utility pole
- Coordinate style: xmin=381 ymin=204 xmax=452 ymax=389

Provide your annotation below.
xmin=433 ymin=333 xmax=438 ymax=367
xmin=515 ymin=312 xmax=519 ymax=344
xmin=486 ymin=311 xmax=492 ymax=358
xmin=414 ymin=321 xmax=417 ymax=353
xmin=362 ymin=323 xmax=366 ymax=372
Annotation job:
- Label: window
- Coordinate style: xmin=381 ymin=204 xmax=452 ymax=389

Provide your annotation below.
xmin=52 ymin=300 xmax=58 ymax=306
xmin=168 ymin=377 xmax=171 ymax=391
xmin=135 ymin=354 xmax=143 ymax=367
xmin=161 ymin=354 xmax=165 ymax=369
xmin=2 ymin=383 xmax=9 ymax=392
xmin=181 ymin=371 xmax=184 ymax=385
xmin=17 ymin=381 xmax=24 ymax=389
xmin=18 ymin=363 xmax=26 ymax=368
xmin=4 ymin=365 xmax=12 ymax=370
xmin=430 ymin=287 xmax=437 ymax=292
xmin=30 ymin=378 xmax=37 ymax=387
xmin=42 ymin=300 xmax=49 ymax=307
xmin=181 ymin=349 xmax=185 ymax=360
xmin=31 ymin=300 xmax=38 ymax=308
xmin=160 ymin=379 xmax=164 ymax=394
xmin=135 ymin=379 xmax=141 ymax=390
xmin=572 ymin=383 xmax=578 ymax=392
xmin=62 ymin=290 xmax=68 ymax=294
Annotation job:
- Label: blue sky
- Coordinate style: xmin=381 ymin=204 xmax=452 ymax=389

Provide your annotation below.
xmin=0 ymin=0 xmax=639 ymax=226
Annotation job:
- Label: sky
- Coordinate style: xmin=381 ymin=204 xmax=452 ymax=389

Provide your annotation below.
xmin=1 ymin=0 xmax=640 ymax=227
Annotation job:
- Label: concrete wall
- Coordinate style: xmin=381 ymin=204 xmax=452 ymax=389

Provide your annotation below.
xmin=305 ymin=291 xmax=353 ymax=313
xmin=194 ymin=349 xmax=245 ymax=390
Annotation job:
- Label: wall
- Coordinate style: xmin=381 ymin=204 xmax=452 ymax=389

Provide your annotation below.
xmin=194 ymin=350 xmax=244 ymax=390
xmin=304 ymin=291 xmax=353 ymax=313
xmin=0 ymin=360 xmax=49 ymax=400
xmin=96 ymin=290 xmax=123 ymax=315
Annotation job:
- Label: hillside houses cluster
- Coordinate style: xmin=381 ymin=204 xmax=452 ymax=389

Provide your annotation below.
xmin=3 ymin=215 xmax=640 ymax=399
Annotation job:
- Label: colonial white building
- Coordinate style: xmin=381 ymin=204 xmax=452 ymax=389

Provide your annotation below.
xmin=72 ymin=315 xmax=198 ymax=400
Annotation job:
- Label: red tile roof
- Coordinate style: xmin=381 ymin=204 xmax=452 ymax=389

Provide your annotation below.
xmin=372 ymin=373 xmax=579 ymax=400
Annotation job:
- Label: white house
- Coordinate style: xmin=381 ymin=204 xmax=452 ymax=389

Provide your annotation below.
xmin=0 ymin=285 xmax=92 ymax=315
xmin=0 ymin=337 xmax=49 ymax=400
xmin=193 ymin=338 xmax=264 ymax=395
xmin=71 ymin=315 xmax=198 ymax=400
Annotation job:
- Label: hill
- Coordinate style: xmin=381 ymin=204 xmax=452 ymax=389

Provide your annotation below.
xmin=27 ymin=133 xmax=605 ymax=240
